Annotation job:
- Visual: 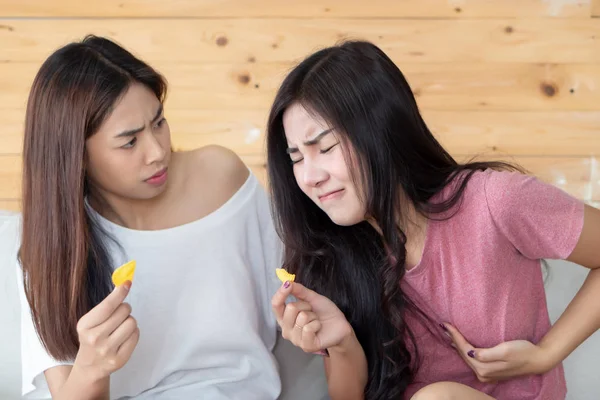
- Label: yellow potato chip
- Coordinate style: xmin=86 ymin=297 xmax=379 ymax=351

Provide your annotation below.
xmin=112 ymin=260 xmax=136 ymax=286
xmin=276 ymin=268 xmax=295 ymax=283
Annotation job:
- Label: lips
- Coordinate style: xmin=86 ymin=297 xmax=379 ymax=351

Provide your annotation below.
xmin=318 ymin=189 xmax=344 ymax=201
xmin=146 ymin=168 xmax=167 ymax=181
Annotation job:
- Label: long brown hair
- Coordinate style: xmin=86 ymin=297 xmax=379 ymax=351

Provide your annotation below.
xmin=20 ymin=35 xmax=167 ymax=360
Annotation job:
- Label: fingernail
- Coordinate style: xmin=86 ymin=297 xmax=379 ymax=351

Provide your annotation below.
xmin=439 ymin=323 xmax=448 ymax=332
xmin=123 ymin=280 xmax=132 ymax=291
xmin=283 ymin=281 xmax=291 ymax=289
xmin=467 ymin=350 xmax=475 ymax=359
xmin=312 ymin=349 xmax=329 ymax=357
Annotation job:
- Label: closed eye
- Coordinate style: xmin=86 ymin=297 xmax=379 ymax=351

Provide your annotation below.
xmin=320 ymin=142 xmax=339 ymax=154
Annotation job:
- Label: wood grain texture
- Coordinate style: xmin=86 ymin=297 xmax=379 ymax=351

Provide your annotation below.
xmin=0 ymin=0 xmax=598 ymax=209
xmin=1 ymin=19 xmax=599 ymax=64
xmin=592 ymin=0 xmax=600 ymax=17
xmin=2 ymin=62 xmax=599 ymax=111
xmin=0 ymin=0 xmax=590 ymax=18
xmin=0 ymin=155 xmax=21 ymax=200
xmin=0 ymin=200 xmax=20 ymax=212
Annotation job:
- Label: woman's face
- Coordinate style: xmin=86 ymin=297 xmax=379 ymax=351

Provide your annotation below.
xmin=282 ymin=102 xmax=367 ymax=226
xmin=85 ymin=83 xmax=172 ymax=201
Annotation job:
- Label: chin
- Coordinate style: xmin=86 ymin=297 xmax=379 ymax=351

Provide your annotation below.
xmin=329 ymin=212 xmax=363 ymax=227
xmin=130 ymin=184 xmax=168 ymax=200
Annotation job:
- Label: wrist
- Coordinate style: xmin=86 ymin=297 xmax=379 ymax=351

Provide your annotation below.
xmin=329 ymin=324 xmax=359 ymax=355
xmin=534 ymin=341 xmax=562 ymax=375
xmin=69 ymin=364 xmax=109 ymax=399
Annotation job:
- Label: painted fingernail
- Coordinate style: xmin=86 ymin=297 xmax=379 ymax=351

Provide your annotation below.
xmin=439 ymin=323 xmax=448 ymax=332
xmin=467 ymin=350 xmax=475 ymax=358
xmin=283 ymin=281 xmax=291 ymax=289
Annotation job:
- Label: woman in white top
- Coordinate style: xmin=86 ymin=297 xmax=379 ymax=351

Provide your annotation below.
xmin=17 ymin=35 xmax=318 ymax=399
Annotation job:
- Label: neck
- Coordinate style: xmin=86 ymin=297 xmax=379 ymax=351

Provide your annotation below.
xmin=367 ymin=199 xmax=427 ymax=238
xmin=366 ymin=197 xmax=429 ymax=269
xmin=87 ymin=175 xmax=172 ymax=231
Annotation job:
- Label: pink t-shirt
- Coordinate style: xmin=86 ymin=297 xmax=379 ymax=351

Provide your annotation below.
xmin=402 ymin=170 xmax=584 ymax=399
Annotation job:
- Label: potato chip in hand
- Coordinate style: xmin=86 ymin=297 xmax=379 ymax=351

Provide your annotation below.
xmin=112 ymin=260 xmax=136 ymax=286
xmin=276 ymin=268 xmax=295 ymax=283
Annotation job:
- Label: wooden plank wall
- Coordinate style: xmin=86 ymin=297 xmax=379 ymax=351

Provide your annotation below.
xmin=1 ymin=0 xmax=599 ymax=212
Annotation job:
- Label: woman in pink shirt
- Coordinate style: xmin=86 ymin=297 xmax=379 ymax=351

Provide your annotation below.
xmin=267 ymin=40 xmax=600 ymax=399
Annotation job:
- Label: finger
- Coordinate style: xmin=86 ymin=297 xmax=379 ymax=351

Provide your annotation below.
xmin=116 ymin=326 xmax=140 ymax=361
xmin=283 ymin=301 xmax=312 ymax=334
xmin=271 ymin=281 xmax=293 ymax=326
xmin=79 ymin=281 xmax=132 ymax=329
xmin=443 ymin=324 xmax=505 ymax=382
xmin=290 ymin=282 xmax=319 ymax=304
xmin=98 ymin=303 xmax=132 ymax=337
xmin=290 ymin=311 xmax=318 ymax=345
xmin=444 ymin=324 xmax=506 ymax=363
xmin=297 ymin=311 xmax=318 ymax=327
xmin=443 ymin=323 xmax=477 ymax=360
xmin=443 ymin=323 xmax=482 ymax=371
xmin=475 ymin=343 xmax=509 ymax=363
xmin=300 ymin=319 xmax=322 ymax=353
xmin=107 ymin=316 xmax=138 ymax=350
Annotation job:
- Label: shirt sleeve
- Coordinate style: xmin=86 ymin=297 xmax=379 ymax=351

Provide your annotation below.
xmin=13 ymin=216 xmax=72 ymax=399
xmin=484 ymin=170 xmax=585 ymax=260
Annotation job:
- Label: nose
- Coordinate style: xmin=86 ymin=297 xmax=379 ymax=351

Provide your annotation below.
xmin=144 ymin=132 xmax=166 ymax=165
xmin=302 ymin=159 xmax=328 ymax=187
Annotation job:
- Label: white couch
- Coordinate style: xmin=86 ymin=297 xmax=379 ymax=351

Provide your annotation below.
xmin=1 ymin=212 xmax=598 ymax=399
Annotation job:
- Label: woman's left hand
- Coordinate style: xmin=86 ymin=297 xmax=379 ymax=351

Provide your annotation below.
xmin=442 ymin=323 xmax=555 ymax=383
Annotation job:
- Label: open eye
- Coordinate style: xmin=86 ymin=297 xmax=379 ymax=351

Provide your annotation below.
xmin=154 ymin=118 xmax=166 ymax=129
xmin=122 ymin=137 xmax=137 ymax=149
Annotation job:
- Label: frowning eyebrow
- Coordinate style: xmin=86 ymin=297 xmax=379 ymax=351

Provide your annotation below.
xmin=115 ymin=104 xmax=164 ymax=138
xmin=286 ymin=129 xmax=334 ymax=154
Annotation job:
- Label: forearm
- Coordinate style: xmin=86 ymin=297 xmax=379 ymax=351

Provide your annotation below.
xmin=538 ymin=267 xmax=600 ymax=370
xmin=326 ymin=332 xmax=368 ymax=400
xmin=52 ymin=367 xmax=109 ymax=400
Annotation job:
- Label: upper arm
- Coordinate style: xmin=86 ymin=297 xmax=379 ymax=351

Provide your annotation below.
xmin=44 ymin=365 xmax=72 ymax=396
xmin=566 ymin=205 xmax=600 ymax=269
xmin=484 ymin=171 xmax=585 ymax=260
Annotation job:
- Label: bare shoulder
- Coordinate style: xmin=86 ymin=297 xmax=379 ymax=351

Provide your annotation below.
xmin=171 ymin=146 xmax=250 ymax=217
xmin=186 ymin=145 xmax=249 ymax=191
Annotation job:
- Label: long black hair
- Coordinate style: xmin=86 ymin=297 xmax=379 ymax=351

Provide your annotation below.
xmin=266 ymin=40 xmax=520 ymax=399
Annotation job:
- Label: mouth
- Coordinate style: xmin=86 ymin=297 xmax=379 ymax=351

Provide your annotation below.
xmin=145 ymin=167 xmax=168 ymax=184
xmin=318 ymin=189 xmax=344 ymax=202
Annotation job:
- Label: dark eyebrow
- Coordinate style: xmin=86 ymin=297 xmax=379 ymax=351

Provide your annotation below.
xmin=151 ymin=103 xmax=164 ymax=124
xmin=286 ymin=129 xmax=334 ymax=154
xmin=114 ymin=104 xmax=164 ymax=138
xmin=303 ymin=128 xmax=333 ymax=146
